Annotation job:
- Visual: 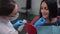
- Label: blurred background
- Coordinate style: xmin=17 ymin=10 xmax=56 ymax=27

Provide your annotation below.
xmin=11 ymin=0 xmax=42 ymax=23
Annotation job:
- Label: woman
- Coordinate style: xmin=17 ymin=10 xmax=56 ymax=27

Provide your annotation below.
xmin=34 ymin=0 xmax=60 ymax=27
xmin=34 ymin=0 xmax=60 ymax=34
xmin=0 ymin=0 xmax=25 ymax=34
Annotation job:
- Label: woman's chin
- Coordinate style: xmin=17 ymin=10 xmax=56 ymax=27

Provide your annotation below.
xmin=43 ymin=16 xmax=48 ymax=19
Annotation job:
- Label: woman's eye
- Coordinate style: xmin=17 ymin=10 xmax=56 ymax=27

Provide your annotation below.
xmin=45 ymin=7 xmax=48 ymax=10
xmin=41 ymin=7 xmax=43 ymax=9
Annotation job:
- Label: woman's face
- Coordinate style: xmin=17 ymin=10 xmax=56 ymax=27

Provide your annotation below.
xmin=41 ymin=1 xmax=49 ymax=18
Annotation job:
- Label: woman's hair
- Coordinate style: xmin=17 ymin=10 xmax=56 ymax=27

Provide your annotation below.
xmin=0 ymin=0 xmax=16 ymax=16
xmin=40 ymin=0 xmax=58 ymax=20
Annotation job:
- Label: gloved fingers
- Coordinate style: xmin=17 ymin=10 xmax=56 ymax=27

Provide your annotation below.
xmin=16 ymin=20 xmax=24 ymax=23
xmin=34 ymin=17 xmax=46 ymax=28
xmin=39 ymin=17 xmax=46 ymax=23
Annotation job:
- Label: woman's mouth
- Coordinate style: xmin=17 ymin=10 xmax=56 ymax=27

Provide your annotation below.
xmin=42 ymin=13 xmax=48 ymax=18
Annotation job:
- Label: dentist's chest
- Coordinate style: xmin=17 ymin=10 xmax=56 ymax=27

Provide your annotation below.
xmin=0 ymin=21 xmax=18 ymax=34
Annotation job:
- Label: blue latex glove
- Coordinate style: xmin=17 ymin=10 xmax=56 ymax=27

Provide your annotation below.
xmin=34 ymin=17 xmax=46 ymax=28
xmin=13 ymin=20 xmax=24 ymax=29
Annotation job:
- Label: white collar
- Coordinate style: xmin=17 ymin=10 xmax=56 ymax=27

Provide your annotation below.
xmin=0 ymin=17 xmax=10 ymax=24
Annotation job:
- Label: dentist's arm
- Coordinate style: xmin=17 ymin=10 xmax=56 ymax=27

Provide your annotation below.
xmin=34 ymin=17 xmax=46 ymax=28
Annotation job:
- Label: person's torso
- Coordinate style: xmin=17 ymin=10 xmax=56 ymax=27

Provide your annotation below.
xmin=37 ymin=26 xmax=60 ymax=34
xmin=0 ymin=18 xmax=18 ymax=34
xmin=36 ymin=18 xmax=60 ymax=34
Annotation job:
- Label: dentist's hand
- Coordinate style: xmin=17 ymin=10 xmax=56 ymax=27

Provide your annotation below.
xmin=13 ymin=19 xmax=27 ymax=29
xmin=13 ymin=20 xmax=24 ymax=29
xmin=34 ymin=17 xmax=46 ymax=28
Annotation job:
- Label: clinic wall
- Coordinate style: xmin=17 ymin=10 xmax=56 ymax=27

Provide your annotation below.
xmin=14 ymin=0 xmax=26 ymax=13
xmin=31 ymin=0 xmax=42 ymax=15
xmin=15 ymin=0 xmax=42 ymax=15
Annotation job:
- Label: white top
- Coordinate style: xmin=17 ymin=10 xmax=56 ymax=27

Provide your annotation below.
xmin=0 ymin=18 xmax=18 ymax=34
